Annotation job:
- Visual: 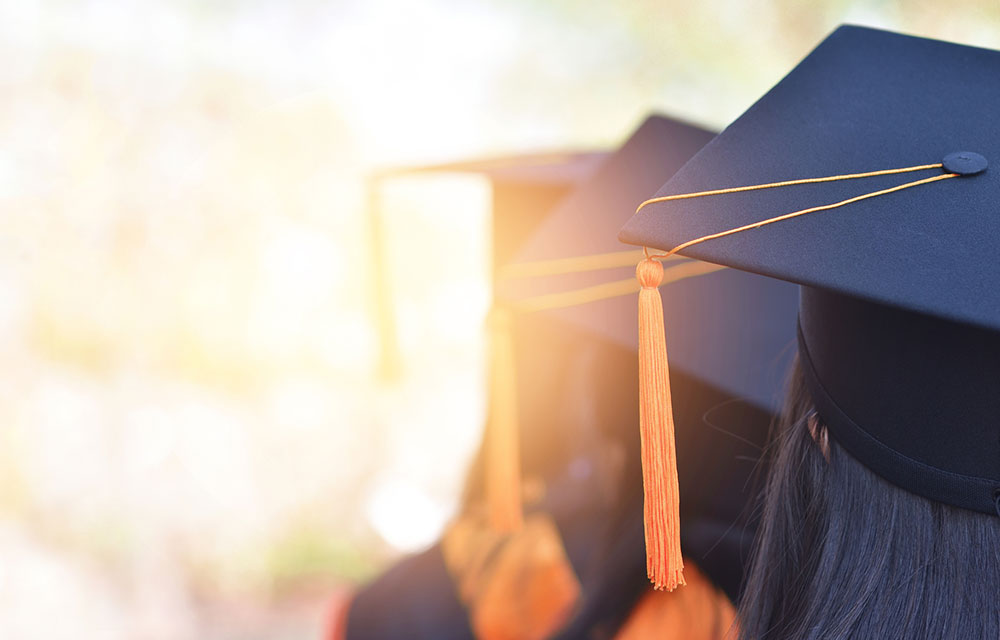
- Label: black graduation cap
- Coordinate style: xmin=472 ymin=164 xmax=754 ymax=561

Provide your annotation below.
xmin=619 ymin=25 xmax=1000 ymax=518
xmin=509 ymin=116 xmax=798 ymax=413
xmin=501 ymin=114 xmax=800 ymax=604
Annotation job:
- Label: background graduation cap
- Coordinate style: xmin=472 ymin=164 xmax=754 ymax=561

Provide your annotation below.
xmin=344 ymin=147 xmax=606 ymax=640
xmin=500 ymin=114 xmax=799 ymax=604
xmin=366 ymin=150 xmax=606 ymax=381
xmin=618 ymin=24 xmax=1000 ymax=587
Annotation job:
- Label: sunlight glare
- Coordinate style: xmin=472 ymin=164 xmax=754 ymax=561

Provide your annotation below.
xmin=365 ymin=479 xmax=450 ymax=552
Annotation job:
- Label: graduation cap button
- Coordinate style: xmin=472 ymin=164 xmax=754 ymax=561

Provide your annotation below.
xmin=942 ymin=151 xmax=988 ymax=175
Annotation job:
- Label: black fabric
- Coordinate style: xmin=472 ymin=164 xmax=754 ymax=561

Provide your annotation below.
xmin=345 ymin=544 xmax=473 ymax=640
xmin=797 ymin=287 xmax=1000 ymax=515
xmin=680 ymin=519 xmax=756 ymax=602
xmin=546 ymin=366 xmax=774 ymax=621
xmin=552 ymin=499 xmax=648 ymax=640
xmin=673 ymin=381 xmax=773 ymax=602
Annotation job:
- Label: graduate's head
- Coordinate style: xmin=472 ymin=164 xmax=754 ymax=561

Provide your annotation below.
xmin=616 ymin=22 xmax=1000 ymax=626
xmin=738 ymin=356 xmax=1000 ymax=639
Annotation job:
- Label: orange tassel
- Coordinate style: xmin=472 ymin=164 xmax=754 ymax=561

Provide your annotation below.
xmin=486 ymin=307 xmax=523 ymax=533
xmin=636 ymin=258 xmax=685 ymax=591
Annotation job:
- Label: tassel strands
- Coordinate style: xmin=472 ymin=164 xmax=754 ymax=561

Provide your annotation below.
xmin=485 ymin=307 xmax=523 ymax=533
xmin=635 ymin=258 xmax=685 ymax=591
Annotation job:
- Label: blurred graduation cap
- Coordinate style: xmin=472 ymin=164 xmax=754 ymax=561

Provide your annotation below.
xmin=367 ymin=150 xmax=606 ymax=380
xmin=619 ymin=25 xmax=1000 ymax=588
xmin=342 ymin=113 xmax=793 ymax=639
xmin=498 ymin=115 xmax=799 ymax=599
xmin=389 ymin=151 xmax=609 ymax=268
xmin=507 ymin=118 xmax=797 ymax=412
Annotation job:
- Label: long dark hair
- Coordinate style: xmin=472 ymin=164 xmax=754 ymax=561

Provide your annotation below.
xmin=738 ymin=357 xmax=1000 ymax=639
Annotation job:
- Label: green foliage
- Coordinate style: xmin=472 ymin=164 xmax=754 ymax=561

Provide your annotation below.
xmin=268 ymin=527 xmax=380 ymax=589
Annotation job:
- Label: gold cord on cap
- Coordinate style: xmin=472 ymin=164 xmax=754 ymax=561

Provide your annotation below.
xmin=637 ymin=163 xmax=958 ymax=259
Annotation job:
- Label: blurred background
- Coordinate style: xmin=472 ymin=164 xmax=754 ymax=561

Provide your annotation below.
xmin=1 ymin=1 xmax=998 ymax=638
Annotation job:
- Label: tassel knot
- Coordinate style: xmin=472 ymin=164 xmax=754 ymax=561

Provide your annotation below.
xmin=636 ymin=258 xmax=664 ymax=288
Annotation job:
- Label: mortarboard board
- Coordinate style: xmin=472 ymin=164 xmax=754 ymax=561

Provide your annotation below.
xmin=618 ymin=25 xmax=1000 ymax=588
